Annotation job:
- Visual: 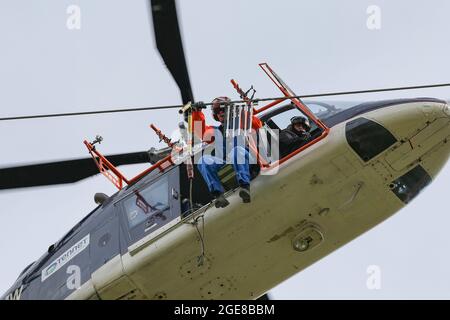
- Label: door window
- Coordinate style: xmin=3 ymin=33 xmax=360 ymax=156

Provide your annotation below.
xmin=124 ymin=177 xmax=169 ymax=230
xmin=120 ymin=169 xmax=181 ymax=247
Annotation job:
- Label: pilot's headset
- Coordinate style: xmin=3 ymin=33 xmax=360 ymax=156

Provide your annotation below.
xmin=211 ymin=96 xmax=232 ymax=121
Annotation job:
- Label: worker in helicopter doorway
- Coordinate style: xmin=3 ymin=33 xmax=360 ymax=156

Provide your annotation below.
xmin=192 ymin=96 xmax=262 ymax=208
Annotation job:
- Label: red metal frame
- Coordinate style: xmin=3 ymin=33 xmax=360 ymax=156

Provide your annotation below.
xmin=84 ymin=128 xmax=177 ymax=189
xmin=257 ymin=62 xmax=330 ymax=168
xmin=83 ymin=140 xmax=130 ymax=189
xmin=230 ymin=79 xmax=254 ymax=107
xmin=128 ymin=155 xmax=174 ymax=185
xmin=150 ymin=124 xmax=179 ymax=150
xmin=259 ymin=63 xmax=328 ymax=131
xmin=254 ymin=98 xmax=287 ymax=115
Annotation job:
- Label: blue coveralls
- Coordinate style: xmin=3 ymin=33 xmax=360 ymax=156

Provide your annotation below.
xmin=197 ymin=127 xmax=251 ymax=194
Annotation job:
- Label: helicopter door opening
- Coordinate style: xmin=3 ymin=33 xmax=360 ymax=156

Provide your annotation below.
xmin=178 ymin=160 xmax=260 ymax=216
xmin=179 ymin=162 xmax=214 ymax=217
xmin=260 ymin=104 xmax=323 ymax=159
xmin=253 ymin=63 xmax=330 ymax=165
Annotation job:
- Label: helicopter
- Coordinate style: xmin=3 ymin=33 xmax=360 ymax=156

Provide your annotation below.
xmin=2 ymin=0 xmax=450 ymax=300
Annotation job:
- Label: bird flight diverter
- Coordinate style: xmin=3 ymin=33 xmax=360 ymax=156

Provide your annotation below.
xmin=224 ymin=103 xmax=254 ymax=140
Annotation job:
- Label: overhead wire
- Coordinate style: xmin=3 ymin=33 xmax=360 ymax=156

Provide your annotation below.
xmin=1 ymin=82 xmax=449 ymax=122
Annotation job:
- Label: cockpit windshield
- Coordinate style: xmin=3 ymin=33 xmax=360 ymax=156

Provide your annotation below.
xmin=306 ymin=97 xmax=447 ymax=128
xmin=303 ymin=100 xmax=362 ymax=121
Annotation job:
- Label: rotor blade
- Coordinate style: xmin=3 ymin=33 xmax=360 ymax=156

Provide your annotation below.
xmin=150 ymin=0 xmax=194 ymax=104
xmin=0 ymin=151 xmax=152 ymax=190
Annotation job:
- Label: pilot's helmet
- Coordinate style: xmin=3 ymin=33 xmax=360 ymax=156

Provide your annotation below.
xmin=290 ymin=116 xmax=311 ymax=132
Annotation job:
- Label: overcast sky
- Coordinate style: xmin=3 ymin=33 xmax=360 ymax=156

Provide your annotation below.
xmin=0 ymin=0 xmax=450 ymax=299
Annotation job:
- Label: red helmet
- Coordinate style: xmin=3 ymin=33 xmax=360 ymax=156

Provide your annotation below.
xmin=211 ymin=96 xmax=231 ymax=121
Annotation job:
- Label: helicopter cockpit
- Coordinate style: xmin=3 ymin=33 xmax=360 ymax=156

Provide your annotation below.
xmin=259 ymin=103 xmax=322 ymax=159
xmin=248 ymin=63 xmax=330 ymax=166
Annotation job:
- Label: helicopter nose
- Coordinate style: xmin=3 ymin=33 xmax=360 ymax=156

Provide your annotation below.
xmin=372 ymin=101 xmax=450 ymax=178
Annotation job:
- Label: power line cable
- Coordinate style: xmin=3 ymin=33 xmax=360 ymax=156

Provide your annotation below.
xmin=1 ymin=82 xmax=449 ymax=122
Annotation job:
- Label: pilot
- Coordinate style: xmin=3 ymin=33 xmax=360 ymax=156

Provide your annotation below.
xmin=192 ymin=96 xmax=262 ymax=208
xmin=279 ymin=115 xmax=311 ymax=157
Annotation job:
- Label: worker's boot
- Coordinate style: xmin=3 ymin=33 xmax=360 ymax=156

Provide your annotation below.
xmin=213 ymin=192 xmax=229 ymax=208
xmin=239 ymin=185 xmax=251 ymax=203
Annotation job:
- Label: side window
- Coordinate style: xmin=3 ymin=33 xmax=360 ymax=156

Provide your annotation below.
xmin=120 ymin=169 xmax=181 ymax=247
xmin=346 ymin=117 xmax=397 ymax=162
xmin=124 ymin=178 xmax=169 ymax=230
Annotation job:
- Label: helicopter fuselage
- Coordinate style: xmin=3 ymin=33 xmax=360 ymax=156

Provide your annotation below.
xmin=3 ymin=98 xmax=449 ymax=300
